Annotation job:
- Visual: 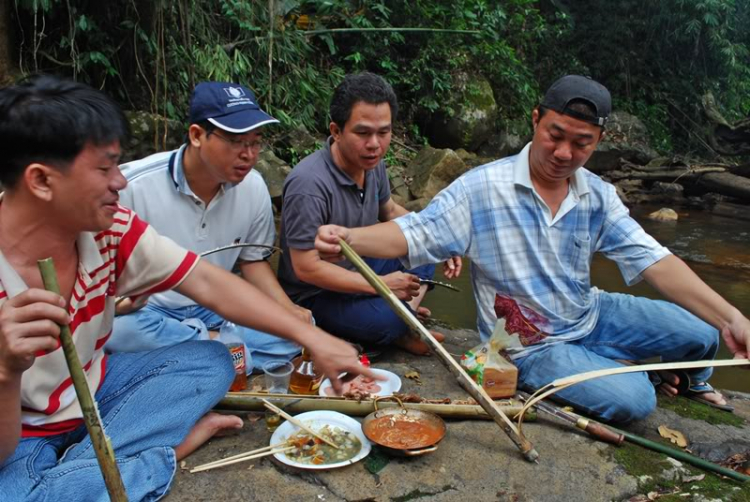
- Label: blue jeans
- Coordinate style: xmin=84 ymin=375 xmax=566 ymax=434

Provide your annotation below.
xmin=300 ymin=258 xmax=435 ymax=345
xmin=514 ymin=292 xmax=719 ymax=424
xmin=0 ymin=341 xmax=233 ymax=501
xmin=107 ymin=303 xmax=301 ymax=370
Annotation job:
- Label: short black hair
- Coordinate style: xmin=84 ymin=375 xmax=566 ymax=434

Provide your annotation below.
xmin=0 ymin=75 xmax=128 ymax=188
xmin=329 ymin=72 xmax=398 ymax=130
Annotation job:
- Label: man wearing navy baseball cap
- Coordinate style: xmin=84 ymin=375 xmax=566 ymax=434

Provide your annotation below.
xmin=314 ymin=74 xmax=748 ymax=422
xmin=109 ymin=82 xmax=312 ymax=368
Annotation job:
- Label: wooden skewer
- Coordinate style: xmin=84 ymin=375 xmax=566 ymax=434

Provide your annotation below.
xmin=189 ymin=441 xmax=289 ymax=470
xmin=261 ymin=398 xmax=340 ymax=449
xmin=338 ymin=240 xmax=539 ymax=462
xmin=190 ymin=446 xmax=295 ymax=473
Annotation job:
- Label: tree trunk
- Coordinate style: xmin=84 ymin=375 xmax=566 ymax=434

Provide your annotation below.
xmin=698 ymin=172 xmax=750 ymax=201
xmin=0 ymin=0 xmax=16 ymax=84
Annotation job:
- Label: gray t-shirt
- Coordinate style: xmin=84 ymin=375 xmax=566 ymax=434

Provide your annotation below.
xmin=279 ymin=137 xmax=391 ymax=301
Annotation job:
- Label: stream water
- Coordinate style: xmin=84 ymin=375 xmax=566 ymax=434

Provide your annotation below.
xmin=421 ymin=205 xmax=750 ymax=393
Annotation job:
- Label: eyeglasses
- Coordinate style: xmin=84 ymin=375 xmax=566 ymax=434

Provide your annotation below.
xmin=211 ymin=131 xmax=264 ymax=152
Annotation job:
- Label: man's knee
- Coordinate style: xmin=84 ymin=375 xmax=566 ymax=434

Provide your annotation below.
xmin=599 ymin=379 xmax=657 ymax=423
xmin=169 ymin=341 xmax=235 ymax=390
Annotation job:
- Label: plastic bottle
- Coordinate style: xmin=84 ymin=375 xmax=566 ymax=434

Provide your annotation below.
xmin=219 ymin=321 xmax=252 ymax=391
xmin=288 ymin=349 xmax=323 ymax=395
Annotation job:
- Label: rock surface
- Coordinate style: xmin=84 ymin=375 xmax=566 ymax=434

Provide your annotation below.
xmin=419 ymin=72 xmax=498 ymax=151
xmin=122 ymin=110 xmax=184 ymax=163
xmin=166 ymin=328 xmax=750 ymax=502
xmin=407 ymin=147 xmax=468 ymax=200
xmin=587 ymin=112 xmax=658 ymax=173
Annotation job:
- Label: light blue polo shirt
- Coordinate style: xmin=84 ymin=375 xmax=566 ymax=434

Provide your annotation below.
xmin=395 ymin=142 xmax=671 ymax=357
xmin=119 ymin=144 xmax=275 ymax=309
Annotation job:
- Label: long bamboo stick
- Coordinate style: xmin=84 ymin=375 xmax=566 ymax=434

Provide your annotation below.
xmin=610 ymin=425 xmax=750 ymax=483
xmin=518 ymin=359 xmax=750 ymax=432
xmin=217 ymin=393 xmax=535 ymax=421
xmin=38 ymin=258 xmax=128 ymax=501
xmin=338 ymin=240 xmax=539 ymax=462
xmin=190 ymin=446 xmax=295 ymax=473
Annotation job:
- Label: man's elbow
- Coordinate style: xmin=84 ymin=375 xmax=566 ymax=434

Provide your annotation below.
xmin=291 ymin=258 xmax=323 ymax=287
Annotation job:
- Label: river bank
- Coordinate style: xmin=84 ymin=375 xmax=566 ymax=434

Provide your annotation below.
xmin=167 ymin=328 xmax=750 ymax=502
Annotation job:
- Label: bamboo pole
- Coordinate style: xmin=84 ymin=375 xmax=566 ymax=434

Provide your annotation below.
xmin=38 ymin=258 xmax=128 ymax=501
xmin=217 ymin=393 xmax=535 ymax=421
xmin=519 ymin=358 xmax=750 ymax=432
xmin=610 ymin=425 xmax=750 ymax=483
xmin=338 ymin=240 xmax=539 ymax=462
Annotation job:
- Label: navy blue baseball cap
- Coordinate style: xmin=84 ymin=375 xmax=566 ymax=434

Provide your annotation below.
xmin=541 ymin=75 xmax=611 ymax=127
xmin=189 ymin=82 xmax=279 ymax=133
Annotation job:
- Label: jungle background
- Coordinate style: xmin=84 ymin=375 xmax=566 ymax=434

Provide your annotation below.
xmin=1 ymin=0 xmax=749 ymax=168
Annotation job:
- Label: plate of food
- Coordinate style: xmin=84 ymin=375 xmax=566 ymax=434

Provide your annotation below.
xmin=270 ymin=411 xmax=371 ymax=469
xmin=319 ymin=369 xmax=402 ymax=398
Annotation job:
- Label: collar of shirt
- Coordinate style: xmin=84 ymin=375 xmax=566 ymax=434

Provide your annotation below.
xmin=323 ymin=136 xmax=366 ymax=188
xmin=168 ymin=144 xmax=234 ymax=201
xmin=513 ymin=142 xmax=591 ymax=226
xmin=0 ymin=230 xmax=103 ymax=298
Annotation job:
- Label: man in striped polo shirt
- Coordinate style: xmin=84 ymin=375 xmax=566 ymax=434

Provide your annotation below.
xmin=0 ymin=76 xmax=373 ymax=501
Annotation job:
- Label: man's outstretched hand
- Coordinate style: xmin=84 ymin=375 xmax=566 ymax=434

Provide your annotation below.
xmin=315 ymin=225 xmax=351 ymax=262
xmin=306 ymin=329 xmax=384 ymax=394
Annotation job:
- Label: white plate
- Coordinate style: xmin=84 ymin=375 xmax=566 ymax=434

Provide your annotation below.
xmin=318 ymin=369 xmax=402 ymax=397
xmin=270 ymin=411 xmax=371 ymax=470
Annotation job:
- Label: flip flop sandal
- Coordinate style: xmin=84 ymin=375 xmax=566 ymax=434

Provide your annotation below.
xmin=683 ymin=381 xmax=735 ymax=413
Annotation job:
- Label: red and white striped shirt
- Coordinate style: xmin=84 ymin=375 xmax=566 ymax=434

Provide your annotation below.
xmin=0 ymin=206 xmax=199 ymax=437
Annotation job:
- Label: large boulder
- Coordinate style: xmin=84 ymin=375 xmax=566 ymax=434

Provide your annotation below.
xmin=477 ymin=131 xmax=528 ymax=160
xmin=407 ymin=147 xmax=468 ymax=200
xmin=122 ymin=111 xmax=184 ymax=163
xmin=418 ymin=72 xmax=498 ymax=151
xmin=254 ymin=150 xmax=291 ymax=207
xmin=586 ymin=111 xmax=658 ymax=173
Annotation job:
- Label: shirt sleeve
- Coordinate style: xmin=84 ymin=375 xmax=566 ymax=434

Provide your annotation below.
xmin=239 ymin=181 xmax=276 ymax=262
xmin=282 ymin=175 xmax=330 ymax=251
xmin=377 ymin=162 xmax=391 ymax=204
xmin=395 ymin=177 xmax=472 ymax=269
xmin=595 ymin=185 xmax=671 ymax=285
xmin=113 ymin=208 xmax=199 ymax=297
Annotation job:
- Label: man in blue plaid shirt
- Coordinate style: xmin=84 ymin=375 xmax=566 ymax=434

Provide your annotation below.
xmin=314 ymin=75 xmax=750 ymax=423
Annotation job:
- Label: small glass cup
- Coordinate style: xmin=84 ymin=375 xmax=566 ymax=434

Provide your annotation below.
xmin=263 ymin=360 xmax=294 ymax=394
xmin=263 ymin=360 xmax=294 ymax=432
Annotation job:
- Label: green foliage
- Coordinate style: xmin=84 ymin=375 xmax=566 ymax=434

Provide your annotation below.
xmin=8 ymin=0 xmax=750 ymax=155
xmin=559 ymin=0 xmax=750 ymax=153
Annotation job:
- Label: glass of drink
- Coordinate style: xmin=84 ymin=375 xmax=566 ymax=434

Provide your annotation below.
xmin=263 ymin=360 xmax=294 ymax=431
xmin=263 ymin=360 xmax=294 ymax=394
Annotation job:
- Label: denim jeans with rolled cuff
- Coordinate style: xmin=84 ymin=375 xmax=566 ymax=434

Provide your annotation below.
xmin=514 ymin=291 xmax=719 ymax=424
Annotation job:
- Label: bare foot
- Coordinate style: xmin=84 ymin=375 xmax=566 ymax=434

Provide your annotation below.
xmin=416 ymin=306 xmax=432 ymax=322
xmin=655 ymin=370 xmax=680 ymax=397
xmin=394 ymin=330 xmax=445 ymax=356
xmin=175 ymin=412 xmax=243 ymax=461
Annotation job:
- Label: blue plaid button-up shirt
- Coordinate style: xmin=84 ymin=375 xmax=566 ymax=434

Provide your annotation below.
xmin=395 ymin=143 xmax=670 ymax=357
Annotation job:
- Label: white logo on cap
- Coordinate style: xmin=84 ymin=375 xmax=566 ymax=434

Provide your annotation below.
xmin=224 ymin=87 xmax=245 ymax=98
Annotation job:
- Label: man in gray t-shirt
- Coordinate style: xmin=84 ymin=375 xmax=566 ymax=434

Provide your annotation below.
xmin=279 ymin=73 xmax=461 ymax=355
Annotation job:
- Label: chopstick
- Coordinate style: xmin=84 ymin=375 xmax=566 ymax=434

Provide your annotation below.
xmin=189 ymin=441 xmax=288 ymax=471
xmin=190 ymin=445 xmax=295 ymax=473
xmin=261 ymin=398 xmax=340 ymax=449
